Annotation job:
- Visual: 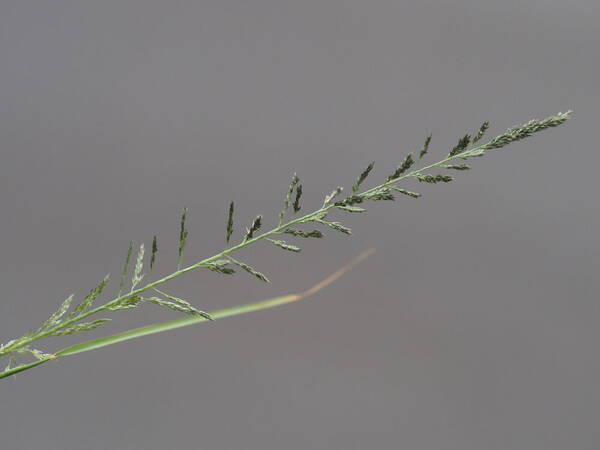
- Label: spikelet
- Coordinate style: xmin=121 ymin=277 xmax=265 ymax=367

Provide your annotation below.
xmin=118 ymin=241 xmax=134 ymax=296
xmin=151 ymin=289 xmax=212 ymax=319
xmin=316 ymin=219 xmax=352 ymax=235
xmin=448 ymin=134 xmax=472 ymax=157
xmin=335 ymin=205 xmax=366 ymax=213
xmin=178 ymin=208 xmax=189 ymax=270
xmin=293 ymin=184 xmax=303 ymax=213
xmin=70 ymin=275 xmax=110 ymax=317
xmin=150 ymin=236 xmax=158 ymax=272
xmin=130 ymin=244 xmax=145 ymax=291
xmin=15 ymin=347 xmax=54 ymax=360
xmin=364 ymin=188 xmax=395 ymax=201
xmin=226 ymin=201 xmax=235 ymax=244
xmin=244 ymin=215 xmax=262 ymax=242
xmin=416 ymin=174 xmax=453 ymax=183
xmin=389 ymin=187 xmax=421 ymax=198
xmin=283 ymin=228 xmax=324 ymax=238
xmin=37 ymin=294 xmax=74 ymax=332
xmin=323 ymin=187 xmax=344 ymax=206
xmin=335 ymin=194 xmax=364 ymax=207
xmin=267 ymin=238 xmax=301 ymax=252
xmin=472 ymin=121 xmax=489 ymax=143
xmin=227 ymin=257 xmax=270 ymax=283
xmin=352 ymin=162 xmax=375 ymax=193
xmin=107 ymin=295 xmax=143 ymax=310
xmin=206 ymin=260 xmax=236 ymax=275
xmin=444 ymin=164 xmax=471 ymax=171
xmin=279 ymin=173 xmax=300 ymax=224
xmin=387 ymin=154 xmax=414 ymax=181
xmin=51 ymin=319 xmax=111 ymax=336
xmin=420 ymin=134 xmax=432 ymax=159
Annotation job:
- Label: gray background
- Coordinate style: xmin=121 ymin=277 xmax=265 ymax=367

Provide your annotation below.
xmin=0 ymin=1 xmax=598 ymax=449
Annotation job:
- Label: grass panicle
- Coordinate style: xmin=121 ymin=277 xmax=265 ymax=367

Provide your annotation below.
xmin=0 ymin=111 xmax=572 ymax=380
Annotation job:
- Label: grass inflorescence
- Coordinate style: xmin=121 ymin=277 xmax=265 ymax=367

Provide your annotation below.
xmin=0 ymin=111 xmax=572 ymax=380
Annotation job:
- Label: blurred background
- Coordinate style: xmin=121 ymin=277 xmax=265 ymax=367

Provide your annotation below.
xmin=1 ymin=1 xmax=598 ymax=449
